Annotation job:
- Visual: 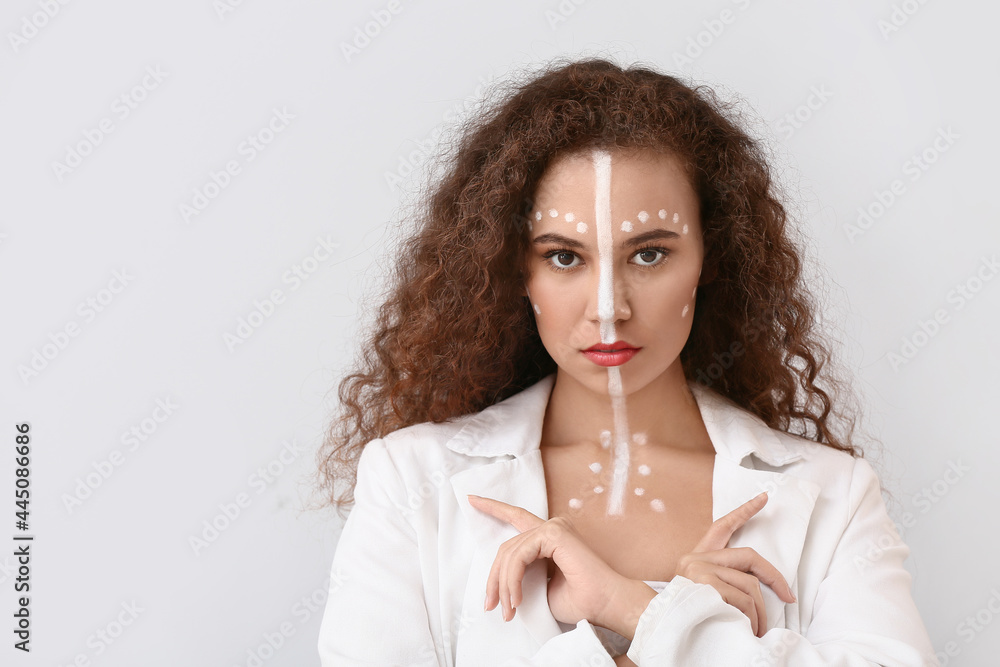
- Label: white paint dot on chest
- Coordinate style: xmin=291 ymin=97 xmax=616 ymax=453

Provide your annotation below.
xmin=658 ymin=209 xmax=667 ymax=220
xmin=621 ymin=220 xmax=633 ymax=232
xmin=634 ymin=487 xmax=645 ymax=496
xmin=589 ymin=462 xmax=603 ymax=474
xmin=565 ymin=212 xmax=575 ymax=222
xmin=600 ymin=430 xmax=611 ymax=448
xmin=632 ymin=432 xmax=647 ymax=446
xmin=638 ymin=464 xmax=650 ymax=475
xmin=681 ymin=304 xmax=689 ymax=317
xmin=682 ymin=223 xmax=689 ymax=234
xmin=637 ymin=210 xmax=649 ymax=223
xmin=650 ymin=498 xmax=665 ymax=512
xmin=549 ymin=208 xmax=559 ymax=217
xmin=568 ymin=498 xmax=583 ymax=510
xmin=594 ymin=485 xmax=604 ymax=494
xmin=535 ymin=211 xmax=542 ymax=221
xmin=576 ymin=221 xmax=588 ymax=234
xmin=672 ymin=212 xmax=680 ymax=224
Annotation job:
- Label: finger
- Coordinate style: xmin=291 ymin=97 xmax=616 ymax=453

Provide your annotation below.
xmin=506 ymin=533 xmax=545 ymax=611
xmin=693 ymin=492 xmax=768 ymax=553
xmin=708 ymin=547 xmax=795 ymax=604
xmin=485 ymin=541 xmax=504 ymax=612
xmin=725 ymin=547 xmax=795 ymax=603
xmin=678 ymin=561 xmax=759 ymax=636
xmin=712 ymin=579 xmax=759 ymax=636
xmin=713 ymin=567 xmax=767 ymax=637
xmin=467 ymin=495 xmax=546 ymax=533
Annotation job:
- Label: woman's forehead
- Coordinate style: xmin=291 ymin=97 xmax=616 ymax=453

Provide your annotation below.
xmin=528 ymin=149 xmax=697 ymax=237
xmin=530 ymin=149 xmax=695 ymax=218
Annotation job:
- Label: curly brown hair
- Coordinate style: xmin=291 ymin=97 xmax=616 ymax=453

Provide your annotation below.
xmin=314 ymin=56 xmax=864 ymax=516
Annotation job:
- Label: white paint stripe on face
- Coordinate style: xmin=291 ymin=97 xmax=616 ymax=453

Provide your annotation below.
xmin=592 ymin=149 xmax=616 ymax=345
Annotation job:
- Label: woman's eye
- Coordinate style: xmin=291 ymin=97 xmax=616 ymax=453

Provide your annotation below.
xmin=633 ymin=249 xmax=666 ymax=266
xmin=548 ymin=251 xmax=581 ymax=269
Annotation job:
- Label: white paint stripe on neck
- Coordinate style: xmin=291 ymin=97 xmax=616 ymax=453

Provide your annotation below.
xmin=606 ymin=366 xmax=631 ymax=515
xmin=592 ymin=149 xmax=616 ymax=345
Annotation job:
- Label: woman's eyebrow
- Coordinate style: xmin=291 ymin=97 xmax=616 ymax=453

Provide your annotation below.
xmin=531 ymin=232 xmax=585 ymax=249
xmin=623 ymin=229 xmax=681 ymax=247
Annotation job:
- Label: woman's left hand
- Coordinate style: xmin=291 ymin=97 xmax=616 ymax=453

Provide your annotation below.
xmin=467 ymin=494 xmax=635 ymax=629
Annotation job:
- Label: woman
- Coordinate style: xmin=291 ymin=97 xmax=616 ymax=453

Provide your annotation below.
xmin=315 ymin=57 xmax=936 ymax=665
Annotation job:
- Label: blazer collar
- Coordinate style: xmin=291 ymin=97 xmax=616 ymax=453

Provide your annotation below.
xmin=447 ymin=374 xmax=821 ymax=658
xmin=444 ymin=373 xmax=805 ymax=468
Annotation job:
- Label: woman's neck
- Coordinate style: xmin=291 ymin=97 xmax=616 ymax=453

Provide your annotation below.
xmin=540 ymin=364 xmax=714 ymax=454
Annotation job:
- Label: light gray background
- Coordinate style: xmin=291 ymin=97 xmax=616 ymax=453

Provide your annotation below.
xmin=1 ymin=1 xmax=996 ymax=665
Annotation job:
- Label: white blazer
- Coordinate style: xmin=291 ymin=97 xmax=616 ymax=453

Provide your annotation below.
xmin=317 ymin=374 xmax=936 ymax=666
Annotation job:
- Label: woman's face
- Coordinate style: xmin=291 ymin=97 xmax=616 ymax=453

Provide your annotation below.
xmin=523 ymin=147 xmax=704 ymax=397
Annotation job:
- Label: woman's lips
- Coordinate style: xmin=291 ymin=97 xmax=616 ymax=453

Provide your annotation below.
xmin=581 ymin=344 xmax=640 ymax=367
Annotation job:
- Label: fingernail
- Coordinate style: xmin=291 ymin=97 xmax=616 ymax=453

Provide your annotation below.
xmin=756 ymin=492 xmax=767 ymax=500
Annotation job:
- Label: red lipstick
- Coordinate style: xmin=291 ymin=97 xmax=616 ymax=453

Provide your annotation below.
xmin=582 ymin=341 xmax=640 ymax=367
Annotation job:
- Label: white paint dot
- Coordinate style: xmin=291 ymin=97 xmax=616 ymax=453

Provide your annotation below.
xmin=650 ymin=499 xmax=665 ymax=512
xmin=682 ymin=223 xmax=689 ymax=234
xmin=533 ymin=303 xmax=541 ymax=315
xmin=565 ymin=212 xmax=575 ymax=222
xmin=681 ymin=304 xmax=689 ymax=317
xmin=535 ymin=211 xmax=542 ymax=221
xmin=638 ymin=464 xmax=651 ymax=475
xmin=568 ymin=498 xmax=583 ymax=509
xmin=621 ymin=220 xmax=633 ymax=232
xmin=672 ymin=213 xmax=680 ymax=224
xmin=549 ymin=209 xmax=558 ymax=218
xmin=594 ymin=485 xmax=604 ymax=494
xmin=600 ymin=431 xmax=611 ymax=448
xmin=589 ymin=462 xmax=602 ymax=474
xmin=632 ymin=432 xmax=647 ymax=446
xmin=658 ymin=209 xmax=667 ymax=220
xmin=634 ymin=487 xmax=645 ymax=496
xmin=576 ymin=221 xmax=588 ymax=234
xmin=637 ymin=211 xmax=649 ymax=223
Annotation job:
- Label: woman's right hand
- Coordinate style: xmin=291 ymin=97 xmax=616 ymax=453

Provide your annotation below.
xmin=675 ymin=491 xmax=797 ymax=637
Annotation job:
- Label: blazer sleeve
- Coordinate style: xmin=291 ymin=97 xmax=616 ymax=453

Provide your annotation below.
xmin=317 ymin=439 xmax=619 ymax=667
xmin=625 ymin=456 xmax=938 ymax=666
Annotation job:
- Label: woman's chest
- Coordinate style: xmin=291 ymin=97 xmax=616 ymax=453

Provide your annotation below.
xmin=541 ymin=442 xmax=715 ymax=582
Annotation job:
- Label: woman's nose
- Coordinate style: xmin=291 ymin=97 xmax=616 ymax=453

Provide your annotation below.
xmin=584 ymin=268 xmax=632 ymax=331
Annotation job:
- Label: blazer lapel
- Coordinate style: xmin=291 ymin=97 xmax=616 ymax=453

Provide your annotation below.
xmin=694 ymin=383 xmax=822 ymax=634
xmin=446 ymin=375 xmax=822 ymax=659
